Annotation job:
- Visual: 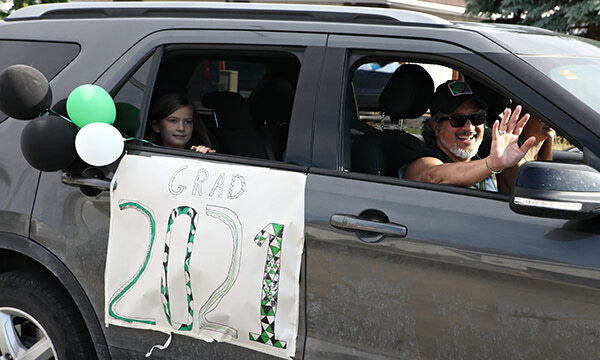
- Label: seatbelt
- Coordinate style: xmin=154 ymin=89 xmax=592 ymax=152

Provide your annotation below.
xmin=261 ymin=129 xmax=277 ymax=161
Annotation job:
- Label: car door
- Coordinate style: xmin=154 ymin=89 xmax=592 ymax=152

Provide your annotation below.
xmin=30 ymin=28 xmax=327 ymax=359
xmin=303 ymin=32 xmax=600 ymax=359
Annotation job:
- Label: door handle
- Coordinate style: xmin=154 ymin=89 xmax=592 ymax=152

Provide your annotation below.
xmin=330 ymin=214 xmax=407 ymax=240
xmin=61 ymin=173 xmax=112 ymax=191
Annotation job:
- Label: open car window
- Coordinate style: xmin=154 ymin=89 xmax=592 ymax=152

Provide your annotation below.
xmin=148 ymin=49 xmax=300 ymax=162
xmin=346 ymin=58 xmax=578 ymax=191
xmin=114 ymin=46 xmax=302 ymax=163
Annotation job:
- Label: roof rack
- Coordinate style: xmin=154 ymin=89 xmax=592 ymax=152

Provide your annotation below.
xmin=6 ymin=1 xmax=451 ymax=26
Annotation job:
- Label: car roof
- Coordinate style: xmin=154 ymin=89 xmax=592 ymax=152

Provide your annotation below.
xmin=6 ymin=1 xmax=451 ymax=26
xmin=7 ymin=1 xmax=589 ymax=57
xmin=6 ymin=2 xmax=568 ymax=43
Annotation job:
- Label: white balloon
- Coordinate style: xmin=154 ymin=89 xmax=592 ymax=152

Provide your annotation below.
xmin=75 ymin=122 xmax=124 ymax=166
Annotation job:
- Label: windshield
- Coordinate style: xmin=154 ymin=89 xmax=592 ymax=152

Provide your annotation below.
xmin=523 ymin=55 xmax=600 ymax=116
xmin=470 ymin=27 xmax=600 ymax=117
xmin=505 ymin=35 xmax=600 ymax=116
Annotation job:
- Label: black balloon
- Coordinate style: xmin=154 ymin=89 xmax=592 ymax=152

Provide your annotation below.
xmin=0 ymin=64 xmax=52 ymax=120
xmin=20 ymin=114 xmax=78 ymax=172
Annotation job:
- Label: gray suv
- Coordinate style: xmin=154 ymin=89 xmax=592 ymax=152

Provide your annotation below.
xmin=1 ymin=2 xmax=600 ymax=360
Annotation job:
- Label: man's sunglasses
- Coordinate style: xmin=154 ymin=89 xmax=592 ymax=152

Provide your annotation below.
xmin=440 ymin=111 xmax=487 ymax=128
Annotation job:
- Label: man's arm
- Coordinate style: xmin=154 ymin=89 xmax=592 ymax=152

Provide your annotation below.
xmin=403 ymin=156 xmax=495 ymax=187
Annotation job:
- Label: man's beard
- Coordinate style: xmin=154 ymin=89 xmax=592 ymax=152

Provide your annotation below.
xmin=439 ymin=133 xmax=482 ymax=160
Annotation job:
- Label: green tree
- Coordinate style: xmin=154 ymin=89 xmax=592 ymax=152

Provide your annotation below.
xmin=465 ymin=0 xmax=600 ymax=40
xmin=1 ymin=0 xmax=67 ymax=19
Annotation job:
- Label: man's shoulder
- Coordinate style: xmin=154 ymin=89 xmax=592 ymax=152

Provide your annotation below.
xmin=417 ymin=147 xmax=450 ymax=163
xmin=400 ymin=147 xmax=447 ymax=179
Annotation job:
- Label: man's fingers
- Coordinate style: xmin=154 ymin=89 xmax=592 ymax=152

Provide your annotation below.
xmin=514 ymin=113 xmax=530 ymax=136
xmin=519 ymin=136 xmax=536 ymax=153
xmin=492 ymin=119 xmax=499 ymax=141
xmin=507 ymin=105 xmax=521 ymax=133
xmin=500 ymin=108 xmax=511 ymax=130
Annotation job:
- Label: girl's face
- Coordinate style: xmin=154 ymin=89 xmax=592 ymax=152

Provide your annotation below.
xmin=152 ymin=105 xmax=194 ymax=148
xmin=522 ymin=115 xmax=555 ymax=141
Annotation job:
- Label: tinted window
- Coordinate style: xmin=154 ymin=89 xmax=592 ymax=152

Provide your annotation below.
xmin=146 ymin=49 xmax=301 ymax=161
xmin=113 ymin=56 xmax=155 ymax=138
xmin=345 ymin=54 xmax=582 ymax=198
xmin=0 ymin=40 xmax=80 ymax=121
xmin=113 ymin=57 xmax=154 ymax=109
xmin=187 ymin=60 xmax=266 ymax=102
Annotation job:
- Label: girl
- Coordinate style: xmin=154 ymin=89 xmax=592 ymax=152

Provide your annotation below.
xmin=147 ymin=93 xmax=215 ymax=153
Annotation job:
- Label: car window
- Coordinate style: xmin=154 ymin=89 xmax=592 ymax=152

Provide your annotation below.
xmin=138 ymin=47 xmax=301 ymax=162
xmin=347 ymin=59 xmax=458 ymax=177
xmin=113 ymin=56 xmax=154 ymax=114
xmin=112 ymin=55 xmax=155 ymax=138
xmin=0 ymin=40 xmax=80 ymax=122
xmin=353 ymin=61 xmax=455 ymax=132
xmin=345 ymin=55 xmax=578 ymax=193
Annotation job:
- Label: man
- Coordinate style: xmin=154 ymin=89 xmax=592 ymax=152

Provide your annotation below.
xmin=403 ymin=80 xmax=535 ymax=191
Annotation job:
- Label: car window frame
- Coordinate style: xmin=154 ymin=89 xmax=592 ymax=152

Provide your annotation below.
xmin=311 ymin=33 xmax=599 ymax=199
xmin=95 ymin=29 xmax=328 ymax=171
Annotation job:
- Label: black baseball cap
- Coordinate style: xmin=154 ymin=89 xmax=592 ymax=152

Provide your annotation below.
xmin=430 ymin=80 xmax=488 ymax=115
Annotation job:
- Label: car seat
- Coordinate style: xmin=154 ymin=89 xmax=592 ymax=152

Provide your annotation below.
xmin=202 ymin=91 xmax=274 ymax=160
xmin=247 ymin=77 xmax=294 ymax=161
xmin=351 ymin=64 xmax=433 ymax=176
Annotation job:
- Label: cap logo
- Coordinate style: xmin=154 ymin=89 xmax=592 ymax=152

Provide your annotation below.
xmin=447 ymin=81 xmax=473 ymax=97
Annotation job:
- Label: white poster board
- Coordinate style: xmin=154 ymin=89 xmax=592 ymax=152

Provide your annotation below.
xmin=105 ymin=153 xmax=306 ymax=359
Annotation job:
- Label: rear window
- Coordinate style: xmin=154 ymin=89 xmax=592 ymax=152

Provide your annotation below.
xmin=0 ymin=40 xmax=80 ymax=121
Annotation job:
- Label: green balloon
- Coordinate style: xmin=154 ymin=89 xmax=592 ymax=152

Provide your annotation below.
xmin=66 ymin=84 xmax=116 ymax=128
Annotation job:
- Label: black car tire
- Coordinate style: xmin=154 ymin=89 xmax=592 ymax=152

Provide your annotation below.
xmin=0 ymin=270 xmax=97 ymax=360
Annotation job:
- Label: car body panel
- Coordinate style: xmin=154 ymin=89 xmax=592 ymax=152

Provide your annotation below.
xmin=304 ymin=171 xmax=600 ymax=359
xmin=0 ymin=120 xmax=38 ymax=237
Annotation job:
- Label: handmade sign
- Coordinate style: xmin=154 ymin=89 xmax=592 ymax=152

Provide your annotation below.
xmin=105 ymin=153 xmax=305 ymax=359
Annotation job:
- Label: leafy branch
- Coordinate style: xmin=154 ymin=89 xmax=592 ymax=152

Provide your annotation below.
xmin=465 ymin=0 xmax=600 ymax=40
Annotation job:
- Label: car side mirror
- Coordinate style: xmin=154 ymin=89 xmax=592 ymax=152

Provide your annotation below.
xmin=510 ymin=161 xmax=600 ymax=219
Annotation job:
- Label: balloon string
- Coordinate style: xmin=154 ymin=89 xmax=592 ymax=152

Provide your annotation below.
xmin=44 ymin=109 xmax=76 ymax=125
xmin=125 ymin=137 xmax=158 ymax=147
xmin=39 ymin=108 xmax=157 ymax=147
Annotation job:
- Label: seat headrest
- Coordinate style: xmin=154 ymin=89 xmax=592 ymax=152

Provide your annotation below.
xmin=248 ymin=77 xmax=294 ymax=126
xmin=378 ymin=64 xmax=434 ymax=119
xmin=202 ymin=91 xmax=253 ymax=129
